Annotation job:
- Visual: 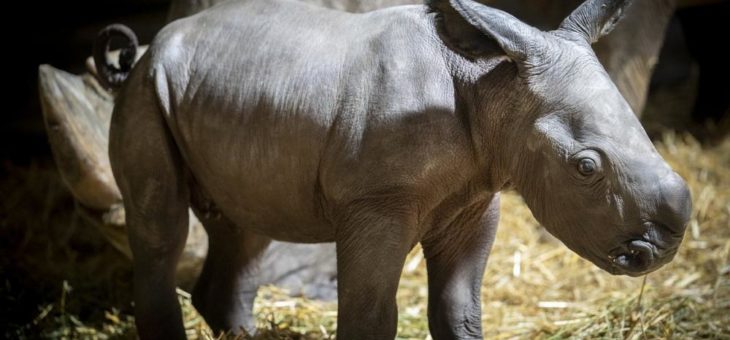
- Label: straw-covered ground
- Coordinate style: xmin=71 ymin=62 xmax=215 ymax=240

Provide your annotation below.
xmin=1 ymin=131 xmax=728 ymax=339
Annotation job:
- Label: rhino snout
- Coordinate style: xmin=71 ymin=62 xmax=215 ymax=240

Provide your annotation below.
xmin=609 ymin=219 xmax=687 ymax=276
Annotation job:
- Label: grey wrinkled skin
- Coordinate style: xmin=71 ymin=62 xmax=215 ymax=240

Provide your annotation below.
xmin=103 ymin=0 xmax=692 ymax=338
xmin=170 ymin=0 xmax=676 ymax=115
xmin=168 ymin=0 xmax=422 ymax=20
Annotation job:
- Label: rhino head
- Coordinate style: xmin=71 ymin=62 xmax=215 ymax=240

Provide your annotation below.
xmin=441 ymin=0 xmax=692 ymax=276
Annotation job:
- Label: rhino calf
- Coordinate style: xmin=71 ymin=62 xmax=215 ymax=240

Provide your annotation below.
xmin=95 ymin=0 xmax=691 ymax=338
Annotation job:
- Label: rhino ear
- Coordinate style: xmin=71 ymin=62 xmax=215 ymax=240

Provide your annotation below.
xmin=559 ymin=0 xmax=634 ymax=44
xmin=443 ymin=0 xmax=547 ymax=61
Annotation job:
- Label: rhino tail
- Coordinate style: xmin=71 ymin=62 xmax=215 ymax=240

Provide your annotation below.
xmin=92 ymin=24 xmax=138 ymax=90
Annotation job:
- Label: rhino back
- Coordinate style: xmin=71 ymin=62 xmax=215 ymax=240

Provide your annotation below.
xmin=143 ymin=0 xmax=471 ymax=242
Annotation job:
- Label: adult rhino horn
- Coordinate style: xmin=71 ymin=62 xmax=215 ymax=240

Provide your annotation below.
xmin=38 ymin=64 xmax=122 ymax=210
xmin=559 ymin=0 xmax=634 ymax=44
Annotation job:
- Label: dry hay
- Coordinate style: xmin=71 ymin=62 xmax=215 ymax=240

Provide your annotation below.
xmin=2 ymin=132 xmax=728 ymax=339
xmin=0 ymin=162 xmax=135 ymax=339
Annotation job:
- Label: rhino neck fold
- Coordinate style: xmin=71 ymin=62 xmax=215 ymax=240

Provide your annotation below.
xmin=444 ymin=51 xmax=528 ymax=192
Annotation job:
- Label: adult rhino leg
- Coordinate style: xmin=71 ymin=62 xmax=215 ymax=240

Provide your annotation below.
xmin=190 ymin=188 xmax=271 ymax=336
xmin=334 ymin=201 xmax=419 ymax=339
xmin=110 ymin=76 xmax=189 ymax=340
xmin=421 ymin=194 xmax=500 ymax=340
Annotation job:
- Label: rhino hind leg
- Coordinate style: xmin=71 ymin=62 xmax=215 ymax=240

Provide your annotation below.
xmin=109 ymin=77 xmax=190 ymax=340
xmin=190 ymin=190 xmax=271 ymax=336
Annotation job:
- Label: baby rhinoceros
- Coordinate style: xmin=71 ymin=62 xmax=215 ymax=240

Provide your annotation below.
xmin=94 ymin=0 xmax=692 ymax=338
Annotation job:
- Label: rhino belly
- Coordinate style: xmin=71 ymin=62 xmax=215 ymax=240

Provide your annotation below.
xmin=174 ymin=108 xmax=336 ymax=243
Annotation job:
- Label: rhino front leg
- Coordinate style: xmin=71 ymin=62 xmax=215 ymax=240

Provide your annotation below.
xmin=334 ymin=202 xmax=419 ymax=339
xmin=422 ymin=194 xmax=500 ymax=340
xmin=190 ymin=200 xmax=271 ymax=336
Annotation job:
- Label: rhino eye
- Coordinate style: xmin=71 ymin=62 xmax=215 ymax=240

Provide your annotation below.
xmin=578 ymin=158 xmax=596 ymax=176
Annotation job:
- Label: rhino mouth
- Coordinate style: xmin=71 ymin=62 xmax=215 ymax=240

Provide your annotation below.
xmin=608 ymin=240 xmax=659 ymax=276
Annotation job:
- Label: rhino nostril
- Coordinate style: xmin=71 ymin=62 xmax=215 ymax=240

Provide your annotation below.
xmin=644 ymin=221 xmax=685 ymax=242
xmin=654 ymin=220 xmax=686 ymax=237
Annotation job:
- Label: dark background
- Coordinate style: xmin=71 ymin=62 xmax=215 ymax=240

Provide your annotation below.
xmin=5 ymin=0 xmax=170 ymax=163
